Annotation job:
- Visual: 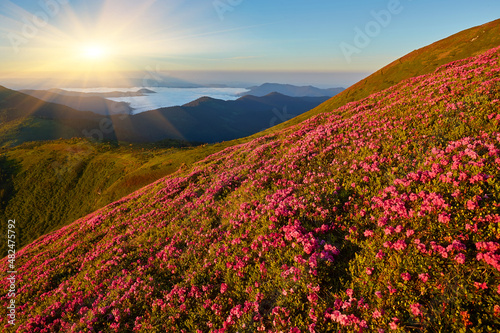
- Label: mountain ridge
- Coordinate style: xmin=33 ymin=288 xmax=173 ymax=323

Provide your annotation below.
xmin=19 ymin=89 xmax=134 ymax=116
xmin=0 ymin=86 xmax=330 ymax=146
xmin=238 ymin=83 xmax=345 ymax=97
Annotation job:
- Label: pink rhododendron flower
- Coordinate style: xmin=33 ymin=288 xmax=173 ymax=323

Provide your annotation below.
xmin=364 ymin=230 xmax=374 ymax=237
xmin=387 ymin=284 xmax=397 ymax=294
xmin=474 ymin=282 xmax=488 ymax=290
xmin=220 ymin=283 xmax=228 ymax=294
xmin=376 ymin=250 xmax=385 ymax=259
xmin=438 ymin=213 xmax=451 ymax=224
xmin=401 ymin=272 xmax=411 ymax=281
xmin=454 ymin=253 xmax=466 ymax=264
xmin=466 ymin=199 xmax=479 ymax=210
xmin=410 ymin=303 xmax=422 ymax=316
xmin=419 ymin=273 xmax=430 ymax=283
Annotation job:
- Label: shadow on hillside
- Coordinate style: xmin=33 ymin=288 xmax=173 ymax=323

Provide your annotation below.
xmin=319 ymin=235 xmax=361 ymax=296
xmin=0 ymin=155 xmax=21 ymax=257
xmin=0 ymin=155 xmax=20 ymax=208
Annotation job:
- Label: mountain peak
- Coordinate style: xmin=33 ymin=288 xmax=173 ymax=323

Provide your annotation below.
xmin=182 ymin=96 xmax=220 ymax=107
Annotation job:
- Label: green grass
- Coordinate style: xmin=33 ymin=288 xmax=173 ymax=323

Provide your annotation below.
xmin=0 ymin=117 xmax=78 ymax=147
xmin=0 ymin=134 xmax=250 ymax=256
xmin=0 ymin=139 xmax=206 ymax=254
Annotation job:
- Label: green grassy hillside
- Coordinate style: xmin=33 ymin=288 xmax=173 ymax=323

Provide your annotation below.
xmin=0 ymin=138 xmax=245 ymax=256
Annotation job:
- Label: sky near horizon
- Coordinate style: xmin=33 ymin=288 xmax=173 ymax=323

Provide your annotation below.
xmin=0 ymin=0 xmax=499 ymax=86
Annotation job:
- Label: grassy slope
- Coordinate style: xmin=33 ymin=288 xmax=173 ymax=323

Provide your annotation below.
xmin=0 ymin=118 xmax=79 ymax=147
xmin=0 ymin=86 xmax=116 ymax=147
xmin=0 ymin=138 xmax=245 ymax=256
xmin=1 ymin=45 xmax=499 ymax=332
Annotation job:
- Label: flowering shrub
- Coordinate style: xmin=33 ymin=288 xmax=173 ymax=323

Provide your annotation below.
xmin=1 ymin=46 xmax=500 ymax=332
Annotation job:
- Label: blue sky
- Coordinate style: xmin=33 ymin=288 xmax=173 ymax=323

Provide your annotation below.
xmin=0 ymin=0 xmax=499 ymax=87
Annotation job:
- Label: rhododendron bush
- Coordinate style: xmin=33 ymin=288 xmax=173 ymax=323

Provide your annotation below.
xmin=1 ymin=46 xmax=500 ymax=332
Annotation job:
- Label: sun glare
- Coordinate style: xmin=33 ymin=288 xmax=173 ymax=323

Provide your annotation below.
xmin=82 ymin=44 xmax=109 ymax=60
xmin=3 ymin=0 xmax=184 ymax=75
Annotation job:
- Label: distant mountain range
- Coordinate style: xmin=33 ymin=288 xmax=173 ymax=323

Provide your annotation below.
xmin=18 ymin=89 xmax=140 ymax=116
xmin=238 ymin=83 xmax=345 ymax=97
xmin=0 ymin=86 xmax=330 ymax=146
xmin=19 ymin=88 xmax=159 ymax=116
xmin=128 ymin=93 xmax=330 ymax=142
xmin=1 ymin=75 xmax=205 ymax=89
xmin=45 ymin=88 xmax=156 ymax=97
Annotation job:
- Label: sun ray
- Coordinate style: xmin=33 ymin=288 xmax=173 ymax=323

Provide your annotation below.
xmin=96 ymin=0 xmax=159 ymax=39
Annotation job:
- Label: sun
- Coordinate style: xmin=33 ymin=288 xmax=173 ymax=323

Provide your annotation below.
xmin=82 ymin=44 xmax=109 ymax=60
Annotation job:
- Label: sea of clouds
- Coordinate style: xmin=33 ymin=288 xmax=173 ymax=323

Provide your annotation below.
xmin=64 ymin=87 xmax=250 ymax=114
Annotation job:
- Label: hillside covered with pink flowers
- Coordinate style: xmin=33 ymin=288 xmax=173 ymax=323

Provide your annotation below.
xmin=1 ymin=46 xmax=500 ymax=332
